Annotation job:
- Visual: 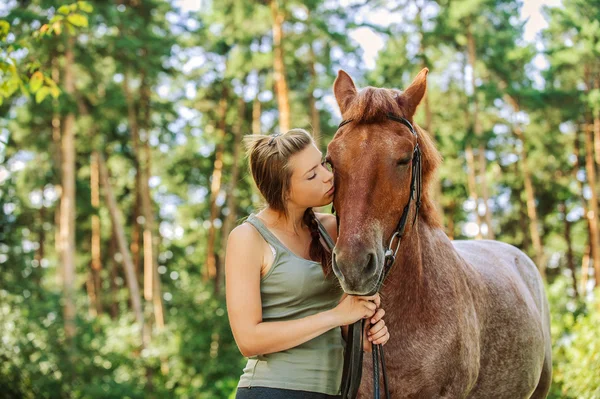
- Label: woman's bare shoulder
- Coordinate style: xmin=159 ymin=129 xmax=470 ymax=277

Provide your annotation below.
xmin=228 ymin=221 xmax=263 ymax=246
xmin=226 ymin=222 xmax=266 ymax=263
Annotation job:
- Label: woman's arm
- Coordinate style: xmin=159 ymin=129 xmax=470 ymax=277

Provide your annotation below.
xmin=225 ymin=224 xmax=343 ymax=358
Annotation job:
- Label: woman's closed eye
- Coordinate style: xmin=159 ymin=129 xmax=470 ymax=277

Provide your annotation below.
xmin=308 ymin=160 xmax=329 ymax=180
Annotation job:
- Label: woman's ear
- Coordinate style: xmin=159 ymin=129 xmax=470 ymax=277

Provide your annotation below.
xmin=334 ymin=70 xmax=358 ymax=116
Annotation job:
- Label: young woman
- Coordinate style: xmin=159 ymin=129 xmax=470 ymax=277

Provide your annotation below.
xmin=225 ymin=128 xmax=390 ymax=399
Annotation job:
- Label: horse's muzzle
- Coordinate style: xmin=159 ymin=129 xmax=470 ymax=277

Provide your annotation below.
xmin=332 ymin=249 xmax=383 ymax=295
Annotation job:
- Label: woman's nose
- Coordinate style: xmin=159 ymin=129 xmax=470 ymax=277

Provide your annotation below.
xmin=323 ymin=167 xmax=333 ymax=182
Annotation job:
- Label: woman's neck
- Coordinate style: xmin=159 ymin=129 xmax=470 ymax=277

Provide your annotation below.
xmin=259 ymin=206 xmax=308 ymax=235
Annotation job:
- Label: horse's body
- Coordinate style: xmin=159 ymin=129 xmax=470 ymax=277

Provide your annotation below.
xmin=329 ymin=69 xmax=551 ymax=398
xmin=360 ymin=235 xmax=552 ymax=398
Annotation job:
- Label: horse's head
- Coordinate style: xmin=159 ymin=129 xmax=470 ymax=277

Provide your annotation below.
xmin=327 ymin=68 xmax=441 ymax=295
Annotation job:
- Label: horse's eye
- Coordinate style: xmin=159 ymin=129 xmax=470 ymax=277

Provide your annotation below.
xmin=397 ymin=157 xmax=412 ymax=166
xmin=325 ymin=158 xmax=334 ymax=172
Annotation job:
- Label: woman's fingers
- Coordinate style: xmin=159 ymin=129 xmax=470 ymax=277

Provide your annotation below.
xmin=367 ymin=320 xmax=386 ymax=338
xmin=368 ymin=324 xmax=389 ymax=344
xmin=373 ymin=330 xmax=390 ymax=345
xmin=362 ymin=301 xmax=377 ymax=315
xmin=373 ymin=294 xmax=381 ymax=308
xmin=370 ymin=308 xmax=385 ymax=324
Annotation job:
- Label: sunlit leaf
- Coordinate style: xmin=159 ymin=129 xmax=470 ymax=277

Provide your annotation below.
xmin=67 ymin=14 xmax=88 ymax=28
xmin=35 ymin=86 xmax=50 ymax=103
xmin=29 ymin=71 xmax=44 ymax=93
xmin=77 ymin=1 xmax=94 ymax=13
xmin=50 ymin=86 xmax=61 ymax=99
xmin=57 ymin=5 xmax=71 ymax=15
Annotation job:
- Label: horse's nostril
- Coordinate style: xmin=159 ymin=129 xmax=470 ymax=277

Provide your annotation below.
xmin=366 ymin=253 xmax=377 ymax=275
xmin=332 ymin=253 xmax=344 ymax=282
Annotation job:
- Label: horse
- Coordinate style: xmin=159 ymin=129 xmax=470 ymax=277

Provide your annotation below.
xmin=327 ymin=68 xmax=552 ymax=398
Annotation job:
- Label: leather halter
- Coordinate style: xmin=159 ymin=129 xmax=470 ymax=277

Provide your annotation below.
xmin=331 ymin=112 xmax=423 ymax=399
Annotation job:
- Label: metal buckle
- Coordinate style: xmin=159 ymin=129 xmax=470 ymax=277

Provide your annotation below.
xmin=387 ymin=231 xmax=402 ymax=259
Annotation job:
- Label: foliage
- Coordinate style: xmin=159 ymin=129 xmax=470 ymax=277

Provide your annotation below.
xmin=0 ymin=0 xmax=599 ymax=397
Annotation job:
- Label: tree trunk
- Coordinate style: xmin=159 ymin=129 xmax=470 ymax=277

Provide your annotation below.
xmin=109 ymin=232 xmax=119 ymax=320
xmin=465 ymin=145 xmax=483 ymax=239
xmin=251 ymin=92 xmax=263 ymax=209
xmin=308 ymin=43 xmax=321 ymax=147
xmin=60 ymin=35 xmax=77 ymax=341
xmin=139 ymin=72 xmax=165 ymax=333
xmin=51 ymin=57 xmax=62 ymax=288
xmin=573 ymin=127 xmax=592 ymax=295
xmin=131 ymin=184 xmax=142 ymax=282
xmin=512 ymin=129 xmax=544 ymax=274
xmin=594 ymin=76 xmax=600 ymax=169
xmin=271 ymin=0 xmax=290 ymax=133
xmin=581 ymin=242 xmax=590 ymax=295
xmin=90 ymin=152 xmax=103 ymax=316
xmin=97 ymin=151 xmax=145 ymax=342
xmin=252 ymin=94 xmax=261 ymax=135
xmin=218 ymin=96 xmax=246 ymax=295
xmin=85 ymin=265 xmax=97 ymax=317
xmin=205 ymin=92 xmax=228 ymax=283
xmin=594 ymin=109 xmax=600 ymax=170
xmin=560 ymin=202 xmax=578 ymax=297
xmin=466 ymin=25 xmax=494 ymax=239
xmin=583 ymin=121 xmax=600 ymax=287
xmin=416 ymin=4 xmax=441 ymax=211
xmin=462 ymin=55 xmax=482 ymax=239
xmin=123 ymin=70 xmax=165 ymax=332
xmin=503 ymin=93 xmax=544 ymax=275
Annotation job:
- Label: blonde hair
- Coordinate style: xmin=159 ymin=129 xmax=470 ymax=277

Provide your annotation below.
xmin=243 ymin=128 xmax=332 ymax=276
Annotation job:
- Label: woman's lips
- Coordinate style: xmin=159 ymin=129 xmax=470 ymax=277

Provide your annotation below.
xmin=326 ymin=186 xmax=335 ymax=195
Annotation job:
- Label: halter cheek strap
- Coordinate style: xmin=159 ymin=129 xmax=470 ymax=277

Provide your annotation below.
xmin=335 ymin=113 xmax=423 ymax=280
xmin=332 ymin=112 xmax=423 ymax=399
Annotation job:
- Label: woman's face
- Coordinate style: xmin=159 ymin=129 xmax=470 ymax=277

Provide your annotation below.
xmin=287 ymin=143 xmax=334 ymax=209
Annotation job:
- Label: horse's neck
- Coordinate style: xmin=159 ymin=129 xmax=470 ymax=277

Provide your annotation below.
xmin=384 ymin=220 xmax=464 ymax=317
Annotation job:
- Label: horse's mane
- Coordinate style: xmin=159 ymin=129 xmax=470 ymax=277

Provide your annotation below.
xmin=343 ymin=86 xmax=443 ymax=229
xmin=344 ymin=87 xmax=404 ymax=124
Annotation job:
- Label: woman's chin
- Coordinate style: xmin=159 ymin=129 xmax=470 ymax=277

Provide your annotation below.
xmin=314 ymin=198 xmax=333 ymax=207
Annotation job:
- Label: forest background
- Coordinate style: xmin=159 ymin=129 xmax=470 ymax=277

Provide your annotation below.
xmin=1 ymin=0 xmax=599 ymax=398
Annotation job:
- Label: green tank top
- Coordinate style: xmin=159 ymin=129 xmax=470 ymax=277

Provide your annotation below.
xmin=236 ymin=213 xmax=345 ymax=395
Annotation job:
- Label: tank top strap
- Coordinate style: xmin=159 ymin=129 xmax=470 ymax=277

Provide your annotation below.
xmin=245 ymin=213 xmax=288 ymax=250
xmin=315 ymin=216 xmax=335 ymax=252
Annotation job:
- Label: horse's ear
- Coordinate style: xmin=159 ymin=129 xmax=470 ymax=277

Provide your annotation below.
xmin=399 ymin=68 xmax=428 ymax=118
xmin=334 ymin=70 xmax=357 ymax=115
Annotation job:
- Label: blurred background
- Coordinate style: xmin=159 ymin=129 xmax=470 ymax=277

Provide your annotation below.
xmin=1 ymin=0 xmax=599 ymax=398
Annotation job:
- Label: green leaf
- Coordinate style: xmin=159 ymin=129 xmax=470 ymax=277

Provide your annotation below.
xmin=50 ymin=86 xmax=61 ymax=99
xmin=35 ymin=86 xmax=49 ymax=103
xmin=77 ymin=1 xmax=94 ymax=13
xmin=67 ymin=14 xmax=88 ymax=28
xmin=53 ymin=22 xmax=62 ymax=35
xmin=57 ymin=5 xmax=71 ymax=15
xmin=29 ymin=71 xmax=44 ymax=93
xmin=0 ymin=20 xmax=9 ymax=41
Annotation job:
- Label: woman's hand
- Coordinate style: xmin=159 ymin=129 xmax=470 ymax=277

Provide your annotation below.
xmin=363 ymin=307 xmax=390 ymax=352
xmin=332 ymin=293 xmax=380 ymax=326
